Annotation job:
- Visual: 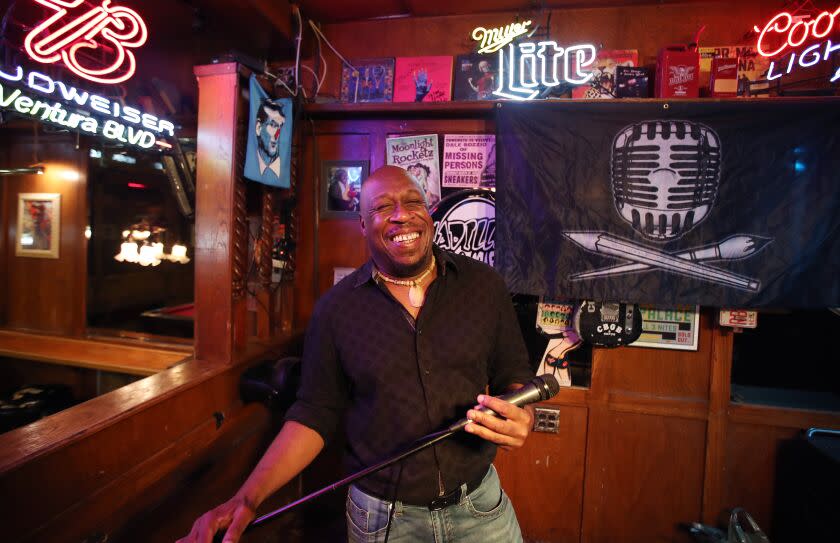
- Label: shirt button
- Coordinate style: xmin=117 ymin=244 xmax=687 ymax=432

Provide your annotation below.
xmin=425 ymin=370 xmax=430 ymax=375
xmin=417 ymin=329 xmax=422 ymax=335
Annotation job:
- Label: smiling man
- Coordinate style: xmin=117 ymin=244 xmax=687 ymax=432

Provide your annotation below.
xmin=179 ymin=166 xmax=534 ymax=543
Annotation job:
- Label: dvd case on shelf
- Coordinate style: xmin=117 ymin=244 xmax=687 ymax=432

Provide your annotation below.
xmin=340 ymin=58 xmax=395 ymax=103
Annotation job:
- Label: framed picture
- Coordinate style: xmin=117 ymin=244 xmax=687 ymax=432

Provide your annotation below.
xmin=16 ymin=193 xmax=60 ymax=258
xmin=321 ymin=160 xmax=368 ymax=219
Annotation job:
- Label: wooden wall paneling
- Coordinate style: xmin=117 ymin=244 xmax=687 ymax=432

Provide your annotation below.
xmin=702 ymin=322 xmax=733 ymax=524
xmin=315 ymin=1 xmax=789 ymax=100
xmin=728 ymin=404 xmax=840 ymax=430
xmin=600 ymin=312 xmax=713 ymax=401
xmin=294 ymin=127 xmax=317 ymax=328
xmin=721 ymin=422 xmax=800 ymax=537
xmin=257 ymin=186 xmax=275 ymax=339
xmin=496 ymin=404 xmax=589 ymax=543
xmin=303 ymin=0 xmax=724 ymax=23
xmin=0 ymin=152 xmax=7 ymax=325
xmin=313 ymin=132 xmax=371 ymax=297
xmin=69 ymin=144 xmax=89 ymax=337
xmin=0 ymin=334 xmax=301 ymax=542
xmin=22 ymin=403 xmax=271 ymax=543
xmin=1 ymin=134 xmax=88 ymax=336
xmin=193 ymin=63 xmax=241 ymax=364
xmin=581 ymin=410 xmax=706 ymax=542
xmin=721 ymin=405 xmax=840 ymax=536
xmin=113 ymin=406 xmax=301 ymax=543
xmin=0 ymin=363 xmax=241 ymax=539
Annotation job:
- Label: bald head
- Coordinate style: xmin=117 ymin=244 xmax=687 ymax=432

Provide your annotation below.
xmin=361 ymin=165 xmax=427 ymax=212
xmin=359 ymin=165 xmax=434 ymax=277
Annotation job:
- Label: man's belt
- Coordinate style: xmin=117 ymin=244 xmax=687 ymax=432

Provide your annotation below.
xmin=427 ymin=469 xmax=487 ymax=511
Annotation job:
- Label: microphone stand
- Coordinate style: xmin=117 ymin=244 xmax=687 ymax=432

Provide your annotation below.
xmin=214 ymin=375 xmax=558 ymax=540
xmin=246 ymin=427 xmax=456 ymax=531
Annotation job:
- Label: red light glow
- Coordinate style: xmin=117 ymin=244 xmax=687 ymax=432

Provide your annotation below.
xmin=127 ymin=182 xmax=147 ymax=189
xmin=24 ymin=0 xmax=148 ymax=85
xmin=754 ymin=7 xmax=840 ymax=58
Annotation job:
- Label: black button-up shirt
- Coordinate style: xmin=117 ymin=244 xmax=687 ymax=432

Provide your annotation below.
xmin=285 ymin=246 xmax=534 ymax=504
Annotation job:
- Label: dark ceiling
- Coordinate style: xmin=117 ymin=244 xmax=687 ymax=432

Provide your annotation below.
xmin=297 ymin=0 xmax=695 ymax=24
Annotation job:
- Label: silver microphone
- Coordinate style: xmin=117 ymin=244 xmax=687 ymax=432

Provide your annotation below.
xmin=447 ymin=374 xmax=561 ymax=432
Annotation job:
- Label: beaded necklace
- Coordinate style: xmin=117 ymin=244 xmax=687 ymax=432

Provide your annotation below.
xmin=375 ymin=255 xmax=436 ymax=308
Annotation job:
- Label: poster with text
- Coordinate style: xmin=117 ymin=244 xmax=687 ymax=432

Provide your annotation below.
xmin=386 ymin=134 xmax=441 ymax=208
xmin=442 ymin=134 xmax=496 ymax=188
xmin=630 ymin=305 xmax=700 ymax=351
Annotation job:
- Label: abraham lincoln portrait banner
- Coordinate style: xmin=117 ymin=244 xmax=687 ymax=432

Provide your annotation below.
xmin=495 ymin=99 xmax=840 ymax=308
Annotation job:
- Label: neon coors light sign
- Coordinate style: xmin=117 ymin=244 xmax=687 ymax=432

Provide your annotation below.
xmin=470 ymin=19 xmax=597 ymax=100
xmin=754 ymin=6 xmax=840 ymax=83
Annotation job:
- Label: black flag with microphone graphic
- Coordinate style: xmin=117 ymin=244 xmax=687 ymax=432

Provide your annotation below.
xmin=495 ymin=99 xmax=840 ymax=307
xmin=447 ymin=374 xmax=560 ymax=432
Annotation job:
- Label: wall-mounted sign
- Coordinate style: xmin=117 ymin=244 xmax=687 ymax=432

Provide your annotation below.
xmin=471 ymin=19 xmax=596 ymax=100
xmin=25 ymin=0 xmax=148 ymax=85
xmin=630 ymin=305 xmax=700 ymax=351
xmin=0 ymin=63 xmax=173 ymax=149
xmin=471 ymin=20 xmax=532 ymax=54
xmin=719 ymin=309 xmax=758 ymax=329
xmin=754 ymin=7 xmax=840 ymax=83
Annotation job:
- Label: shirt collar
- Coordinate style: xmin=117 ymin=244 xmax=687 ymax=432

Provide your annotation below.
xmin=353 ymin=245 xmax=459 ymax=289
xmin=258 ymin=152 xmax=281 ymax=177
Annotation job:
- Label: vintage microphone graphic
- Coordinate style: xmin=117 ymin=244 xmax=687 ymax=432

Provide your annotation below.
xmin=611 ymin=120 xmax=722 ymax=242
xmin=564 ymin=119 xmax=769 ymax=292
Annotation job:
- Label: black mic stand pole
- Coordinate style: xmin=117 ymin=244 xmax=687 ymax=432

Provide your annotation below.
xmin=246 ymin=427 xmax=456 ymax=531
xmin=216 ymin=375 xmax=558 ymax=540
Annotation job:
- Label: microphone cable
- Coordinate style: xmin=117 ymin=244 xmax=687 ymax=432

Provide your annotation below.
xmin=382 ymin=461 xmax=403 ymax=543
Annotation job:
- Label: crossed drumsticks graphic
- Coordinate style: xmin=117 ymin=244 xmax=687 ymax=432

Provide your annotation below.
xmin=563 ymin=231 xmax=773 ymax=292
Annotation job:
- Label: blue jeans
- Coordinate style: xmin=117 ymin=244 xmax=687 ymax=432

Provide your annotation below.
xmin=346 ymin=465 xmax=523 ymax=543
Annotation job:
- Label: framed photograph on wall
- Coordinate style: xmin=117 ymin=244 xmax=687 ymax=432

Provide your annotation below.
xmin=321 ymin=160 xmax=368 ymax=219
xmin=16 ymin=193 xmax=60 ymax=259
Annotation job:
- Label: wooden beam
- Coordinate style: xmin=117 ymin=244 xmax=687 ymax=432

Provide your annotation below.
xmin=193 ymin=63 xmax=242 ymax=364
xmin=702 ymin=321 xmax=733 ymax=524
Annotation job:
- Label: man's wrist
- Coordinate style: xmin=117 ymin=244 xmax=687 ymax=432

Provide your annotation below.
xmin=233 ymin=488 xmax=261 ymax=514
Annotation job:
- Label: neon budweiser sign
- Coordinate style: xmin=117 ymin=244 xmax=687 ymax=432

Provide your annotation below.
xmin=25 ymin=0 xmax=148 ymax=85
xmin=0 ymin=63 xmax=173 ymax=149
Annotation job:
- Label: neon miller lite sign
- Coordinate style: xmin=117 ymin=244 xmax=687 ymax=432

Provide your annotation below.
xmin=472 ymin=20 xmax=533 ymax=54
xmin=471 ymin=19 xmax=596 ymax=100
xmin=25 ymin=0 xmax=148 ymax=85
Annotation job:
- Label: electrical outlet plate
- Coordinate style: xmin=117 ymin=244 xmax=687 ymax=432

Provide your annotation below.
xmin=533 ymin=407 xmax=560 ymax=433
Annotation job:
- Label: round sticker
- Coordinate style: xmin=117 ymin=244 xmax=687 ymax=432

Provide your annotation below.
xmin=431 ymin=189 xmax=495 ymax=266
